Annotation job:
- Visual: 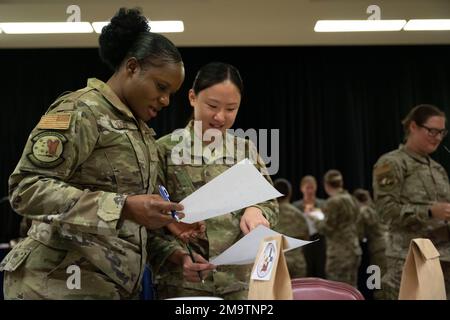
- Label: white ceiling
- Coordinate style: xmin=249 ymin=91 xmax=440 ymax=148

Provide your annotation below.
xmin=0 ymin=0 xmax=449 ymax=48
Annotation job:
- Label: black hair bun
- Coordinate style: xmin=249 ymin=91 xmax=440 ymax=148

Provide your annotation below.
xmin=99 ymin=7 xmax=149 ymax=70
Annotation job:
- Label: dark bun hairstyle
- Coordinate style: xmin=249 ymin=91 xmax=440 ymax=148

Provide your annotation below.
xmin=99 ymin=7 xmax=182 ymax=71
xmin=274 ymin=178 xmax=292 ymax=200
xmin=324 ymin=169 xmax=343 ymax=189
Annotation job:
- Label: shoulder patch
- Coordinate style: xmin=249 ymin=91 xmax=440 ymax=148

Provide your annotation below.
xmin=374 ymin=162 xmax=397 ymax=188
xmin=374 ymin=162 xmax=392 ymax=176
xmin=37 ymin=113 xmax=72 ymax=130
xmin=27 ymin=131 xmax=68 ymax=168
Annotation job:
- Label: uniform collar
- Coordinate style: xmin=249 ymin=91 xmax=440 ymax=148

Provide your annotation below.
xmin=185 ymin=120 xmax=238 ymax=163
xmin=87 ymin=78 xmax=155 ymax=135
xmin=399 ymin=144 xmax=430 ymax=165
xmin=87 ymin=78 xmax=136 ymax=121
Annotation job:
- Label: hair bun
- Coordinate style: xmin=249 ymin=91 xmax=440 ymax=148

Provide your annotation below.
xmin=99 ymin=7 xmax=149 ymax=70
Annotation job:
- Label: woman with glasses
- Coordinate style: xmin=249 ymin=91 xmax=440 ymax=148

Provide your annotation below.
xmin=315 ymin=170 xmax=362 ymax=287
xmin=373 ymin=104 xmax=450 ymax=300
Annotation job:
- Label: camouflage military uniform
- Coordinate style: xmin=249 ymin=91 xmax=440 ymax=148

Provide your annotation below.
xmin=273 ymin=201 xmax=308 ymax=278
xmin=150 ymin=121 xmax=279 ymax=300
xmin=0 ymin=78 xmax=176 ymax=299
xmin=356 ymin=204 xmax=388 ymax=299
xmin=373 ymin=145 xmax=450 ymax=300
xmin=292 ymin=198 xmax=327 ymax=278
xmin=317 ymin=190 xmax=362 ymax=286
xmin=356 ymin=204 xmax=387 ymax=273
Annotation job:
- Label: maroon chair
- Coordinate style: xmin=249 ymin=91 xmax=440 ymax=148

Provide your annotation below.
xmin=291 ymin=277 xmax=365 ymax=300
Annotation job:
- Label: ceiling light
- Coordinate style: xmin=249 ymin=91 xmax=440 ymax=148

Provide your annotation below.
xmin=92 ymin=20 xmax=184 ymax=33
xmin=314 ymin=20 xmax=406 ymax=32
xmin=404 ymin=19 xmax=450 ymax=31
xmin=0 ymin=22 xmax=93 ymax=34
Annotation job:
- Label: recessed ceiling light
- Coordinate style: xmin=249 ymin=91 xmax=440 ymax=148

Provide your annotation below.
xmin=314 ymin=20 xmax=407 ymax=32
xmin=92 ymin=20 xmax=184 ymax=34
xmin=404 ymin=19 xmax=450 ymax=31
xmin=0 ymin=22 xmax=93 ymax=34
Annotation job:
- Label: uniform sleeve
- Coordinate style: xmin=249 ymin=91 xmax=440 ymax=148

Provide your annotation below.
xmin=364 ymin=207 xmax=387 ymax=269
xmin=316 ymin=198 xmax=341 ymax=235
xmin=8 ymin=101 xmax=126 ymax=236
xmin=294 ymin=206 xmax=309 ymax=240
xmin=156 ymin=141 xmax=168 ymax=187
xmin=248 ymin=142 xmax=279 ymax=228
xmin=355 ymin=207 xmax=365 ymax=241
xmin=149 ymin=139 xmax=186 ymax=272
xmin=147 ymin=229 xmax=185 ymax=274
xmin=373 ymin=157 xmax=430 ymax=228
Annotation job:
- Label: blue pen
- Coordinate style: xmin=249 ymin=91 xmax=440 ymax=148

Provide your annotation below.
xmin=158 ymin=185 xmax=181 ymax=222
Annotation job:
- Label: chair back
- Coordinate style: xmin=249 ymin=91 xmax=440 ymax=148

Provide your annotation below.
xmin=292 ymin=277 xmax=365 ymax=300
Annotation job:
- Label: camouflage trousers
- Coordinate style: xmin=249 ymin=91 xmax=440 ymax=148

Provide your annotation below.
xmin=381 ymin=257 xmax=450 ymax=300
xmin=2 ymin=239 xmax=139 ymax=300
xmin=326 ymin=254 xmax=361 ymax=287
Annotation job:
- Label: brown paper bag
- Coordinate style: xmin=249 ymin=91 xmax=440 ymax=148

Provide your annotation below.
xmin=398 ymin=238 xmax=446 ymax=300
xmin=248 ymin=234 xmax=293 ymax=300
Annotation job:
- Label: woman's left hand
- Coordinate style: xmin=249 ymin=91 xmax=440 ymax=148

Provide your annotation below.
xmin=166 ymin=221 xmax=206 ymax=243
xmin=239 ymin=207 xmax=270 ymax=234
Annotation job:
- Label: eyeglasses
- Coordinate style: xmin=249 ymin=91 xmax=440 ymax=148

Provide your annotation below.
xmin=418 ymin=124 xmax=448 ymax=138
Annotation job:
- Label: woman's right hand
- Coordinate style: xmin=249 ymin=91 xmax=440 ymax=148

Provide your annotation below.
xmin=121 ymin=194 xmax=184 ymax=229
xmin=430 ymin=202 xmax=450 ymax=221
xmin=169 ymin=250 xmax=216 ymax=282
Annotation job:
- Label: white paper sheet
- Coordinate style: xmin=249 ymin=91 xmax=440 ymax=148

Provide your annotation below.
xmin=180 ymin=159 xmax=283 ymax=224
xmin=210 ymin=225 xmax=313 ymax=266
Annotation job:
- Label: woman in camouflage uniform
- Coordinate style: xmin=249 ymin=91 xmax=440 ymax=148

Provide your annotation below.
xmin=152 ymin=62 xmax=279 ymax=299
xmin=353 ymin=189 xmax=387 ymax=276
xmin=317 ymin=170 xmax=362 ymax=287
xmin=292 ymin=175 xmax=327 ymax=278
xmin=272 ymin=178 xmax=309 ymax=278
xmin=373 ymin=104 xmax=450 ymax=299
xmin=353 ymin=189 xmax=387 ymax=299
xmin=0 ymin=8 xmax=185 ymax=299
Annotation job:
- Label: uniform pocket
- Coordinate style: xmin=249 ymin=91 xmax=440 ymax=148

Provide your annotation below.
xmin=0 ymin=238 xmax=39 ymax=272
xmin=98 ymin=123 xmax=143 ymax=194
xmin=164 ymin=163 xmax=196 ymax=201
xmin=45 ymin=249 xmax=75 ymax=278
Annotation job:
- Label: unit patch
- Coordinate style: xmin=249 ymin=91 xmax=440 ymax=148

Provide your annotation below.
xmin=27 ymin=131 xmax=68 ymax=168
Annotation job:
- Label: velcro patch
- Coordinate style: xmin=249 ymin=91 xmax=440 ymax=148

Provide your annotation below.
xmin=27 ymin=132 xmax=68 ymax=168
xmin=378 ymin=176 xmax=396 ymax=187
xmin=374 ymin=162 xmax=397 ymax=188
xmin=37 ymin=113 xmax=72 ymax=130
xmin=374 ymin=162 xmax=392 ymax=177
